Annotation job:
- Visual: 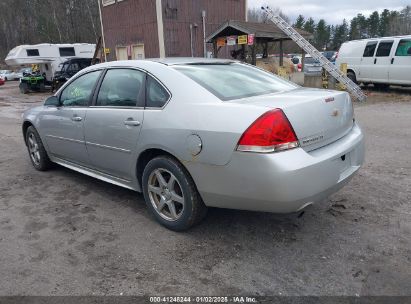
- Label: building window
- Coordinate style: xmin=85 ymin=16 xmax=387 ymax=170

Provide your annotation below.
xmin=102 ymin=0 xmax=115 ymax=6
xmin=59 ymin=47 xmax=76 ymax=57
xmin=102 ymin=0 xmax=124 ymax=6
xmin=165 ymin=2 xmax=178 ymax=19
xmin=26 ymin=49 xmax=39 ymax=56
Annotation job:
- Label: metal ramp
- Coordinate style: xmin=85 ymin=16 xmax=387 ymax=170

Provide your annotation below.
xmin=262 ymin=6 xmax=367 ymax=102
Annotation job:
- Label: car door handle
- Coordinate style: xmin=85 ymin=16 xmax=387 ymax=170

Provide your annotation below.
xmin=391 ymin=58 xmax=395 ymax=64
xmin=124 ymin=119 xmax=141 ymax=126
xmin=71 ymin=116 xmax=82 ymax=122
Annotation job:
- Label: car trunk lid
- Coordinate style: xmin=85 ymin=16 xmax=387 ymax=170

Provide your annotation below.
xmin=231 ymin=88 xmax=354 ymax=152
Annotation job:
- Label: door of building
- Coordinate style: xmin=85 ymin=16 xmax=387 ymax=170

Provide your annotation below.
xmin=132 ymin=45 xmax=145 ymax=60
xmin=116 ymin=46 xmax=128 ymax=60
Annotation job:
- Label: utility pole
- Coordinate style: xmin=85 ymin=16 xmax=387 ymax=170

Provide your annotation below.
xmin=202 ymin=10 xmax=207 ymax=57
xmin=97 ymin=0 xmax=107 ymax=62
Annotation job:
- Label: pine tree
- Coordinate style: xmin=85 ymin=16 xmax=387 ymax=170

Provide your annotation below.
xmin=303 ymin=17 xmax=316 ymax=33
xmin=368 ymin=11 xmax=380 ymax=37
xmin=379 ymin=9 xmax=391 ymax=36
xmin=332 ymin=19 xmax=349 ymax=50
xmin=294 ymin=15 xmax=305 ymax=29
xmin=349 ymin=18 xmax=359 ymax=40
xmin=314 ymin=19 xmax=330 ymax=50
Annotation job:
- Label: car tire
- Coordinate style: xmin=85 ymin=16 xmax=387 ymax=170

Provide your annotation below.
xmin=25 ymin=126 xmax=52 ymax=171
xmin=347 ymin=71 xmax=357 ymax=84
xmin=142 ymin=156 xmax=207 ymax=231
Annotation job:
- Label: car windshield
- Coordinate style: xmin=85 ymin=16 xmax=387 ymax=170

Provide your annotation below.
xmin=173 ymin=63 xmax=297 ymax=101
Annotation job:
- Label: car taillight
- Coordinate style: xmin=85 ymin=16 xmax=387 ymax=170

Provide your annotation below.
xmin=237 ymin=109 xmax=299 ymax=153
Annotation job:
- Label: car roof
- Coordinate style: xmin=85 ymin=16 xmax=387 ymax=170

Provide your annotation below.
xmin=80 ymin=57 xmax=238 ymax=75
xmin=147 ymin=57 xmax=236 ymax=65
xmin=345 ymin=35 xmax=411 ymax=43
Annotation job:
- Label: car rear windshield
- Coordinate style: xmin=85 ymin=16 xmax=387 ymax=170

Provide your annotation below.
xmin=173 ymin=63 xmax=297 ymax=101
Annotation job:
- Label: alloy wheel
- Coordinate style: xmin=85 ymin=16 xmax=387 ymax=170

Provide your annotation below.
xmin=147 ymin=168 xmax=185 ymax=221
xmin=28 ymin=133 xmax=41 ymax=166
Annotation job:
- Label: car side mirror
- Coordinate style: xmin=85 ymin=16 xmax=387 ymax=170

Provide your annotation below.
xmin=44 ymin=96 xmax=60 ymax=106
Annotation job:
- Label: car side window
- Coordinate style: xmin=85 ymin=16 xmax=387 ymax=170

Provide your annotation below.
xmin=60 ymin=70 xmax=101 ymax=107
xmin=363 ymin=41 xmax=378 ymax=57
xmin=395 ymin=39 xmax=411 ymax=56
xmin=96 ymin=69 xmax=145 ymax=107
xmin=376 ymin=41 xmax=394 ymax=57
xmin=145 ymin=75 xmax=170 ymax=108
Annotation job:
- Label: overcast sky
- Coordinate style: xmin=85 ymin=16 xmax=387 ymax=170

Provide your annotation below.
xmin=249 ymin=0 xmax=409 ymax=24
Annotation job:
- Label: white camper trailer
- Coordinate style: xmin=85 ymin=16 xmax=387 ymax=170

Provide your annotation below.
xmin=5 ymin=43 xmax=96 ymax=82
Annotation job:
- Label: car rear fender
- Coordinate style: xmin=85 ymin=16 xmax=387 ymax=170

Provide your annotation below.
xmin=138 ymin=102 xmax=268 ymax=166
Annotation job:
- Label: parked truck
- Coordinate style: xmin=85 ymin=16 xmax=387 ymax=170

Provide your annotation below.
xmin=5 ymin=43 xmax=96 ymax=85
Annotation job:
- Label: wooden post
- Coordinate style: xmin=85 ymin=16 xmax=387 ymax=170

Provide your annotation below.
xmin=301 ymin=48 xmax=305 ymax=71
xmin=263 ymin=41 xmax=268 ymax=58
xmin=279 ymin=39 xmax=284 ymax=66
xmin=251 ymin=44 xmax=256 ymax=66
xmin=241 ymin=44 xmax=246 ymax=62
xmin=213 ymin=41 xmax=218 ymax=58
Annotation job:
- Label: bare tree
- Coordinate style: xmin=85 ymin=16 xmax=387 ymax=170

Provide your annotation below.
xmin=0 ymin=0 xmax=101 ymax=65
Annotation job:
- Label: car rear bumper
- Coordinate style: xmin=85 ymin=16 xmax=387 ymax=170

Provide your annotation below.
xmin=187 ymin=122 xmax=364 ymax=213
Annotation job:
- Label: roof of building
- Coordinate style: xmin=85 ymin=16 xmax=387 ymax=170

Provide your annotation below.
xmin=206 ymin=20 xmax=313 ymax=43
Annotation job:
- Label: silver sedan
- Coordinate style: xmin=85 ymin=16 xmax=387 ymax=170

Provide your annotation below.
xmin=22 ymin=58 xmax=364 ymax=230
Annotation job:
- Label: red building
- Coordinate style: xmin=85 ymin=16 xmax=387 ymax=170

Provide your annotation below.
xmin=101 ymin=0 xmax=247 ymax=60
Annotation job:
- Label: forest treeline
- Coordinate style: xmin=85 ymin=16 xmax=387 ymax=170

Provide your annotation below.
xmin=0 ymin=0 xmax=101 ymax=63
xmin=1 ymin=1 xmax=411 ymax=64
xmin=248 ymin=6 xmax=411 ymax=51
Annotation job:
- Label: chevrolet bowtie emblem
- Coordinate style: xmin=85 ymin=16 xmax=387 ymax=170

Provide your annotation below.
xmin=331 ymin=109 xmax=339 ymax=117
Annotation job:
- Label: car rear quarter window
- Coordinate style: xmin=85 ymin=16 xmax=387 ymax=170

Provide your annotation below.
xmin=376 ymin=41 xmax=394 ymax=57
xmin=145 ymin=75 xmax=170 ymax=108
xmin=173 ymin=63 xmax=296 ymax=101
xmin=96 ymin=69 xmax=145 ymax=107
xmin=60 ymin=70 xmax=101 ymax=107
xmin=395 ymin=39 xmax=411 ymax=56
xmin=363 ymin=41 xmax=378 ymax=57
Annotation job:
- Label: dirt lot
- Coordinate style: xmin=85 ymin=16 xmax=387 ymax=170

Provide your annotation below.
xmin=0 ymin=81 xmax=410 ymax=296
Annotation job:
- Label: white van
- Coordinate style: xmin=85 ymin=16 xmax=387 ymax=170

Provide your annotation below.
xmin=336 ymin=35 xmax=411 ymax=88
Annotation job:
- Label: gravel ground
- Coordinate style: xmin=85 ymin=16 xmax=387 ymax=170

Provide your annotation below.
xmin=0 ymin=81 xmax=410 ymax=296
